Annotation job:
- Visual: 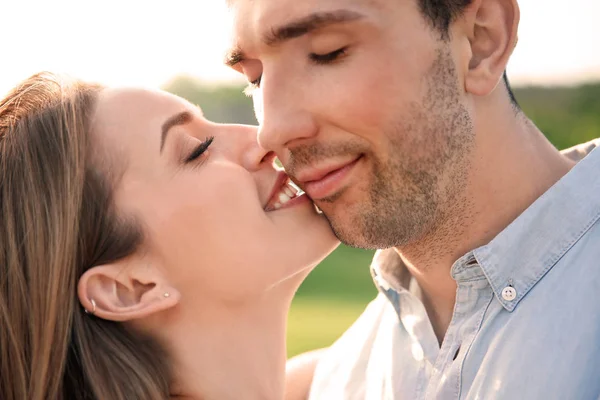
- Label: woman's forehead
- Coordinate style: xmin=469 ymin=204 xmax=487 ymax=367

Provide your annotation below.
xmin=95 ymin=87 xmax=191 ymax=123
xmin=92 ymin=88 xmax=195 ymax=146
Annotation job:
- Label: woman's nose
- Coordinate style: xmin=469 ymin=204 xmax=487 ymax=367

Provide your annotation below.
xmin=223 ymin=124 xmax=276 ymax=171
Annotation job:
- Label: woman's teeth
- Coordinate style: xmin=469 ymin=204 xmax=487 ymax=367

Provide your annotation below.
xmin=273 ymin=183 xmax=300 ymax=210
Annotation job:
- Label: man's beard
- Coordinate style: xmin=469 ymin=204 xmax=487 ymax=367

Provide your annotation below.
xmin=289 ymin=47 xmax=475 ymax=250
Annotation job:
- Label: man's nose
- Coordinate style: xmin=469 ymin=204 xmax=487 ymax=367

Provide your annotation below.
xmin=254 ymin=78 xmax=318 ymax=155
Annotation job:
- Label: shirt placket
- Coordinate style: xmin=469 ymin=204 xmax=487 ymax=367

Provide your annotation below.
xmin=373 ymin=267 xmax=439 ymax=399
xmin=423 ymin=260 xmax=492 ymax=400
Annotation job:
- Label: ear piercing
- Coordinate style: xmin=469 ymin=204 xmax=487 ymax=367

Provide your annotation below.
xmin=84 ymin=293 xmax=170 ymax=316
xmin=84 ymin=299 xmax=96 ymax=315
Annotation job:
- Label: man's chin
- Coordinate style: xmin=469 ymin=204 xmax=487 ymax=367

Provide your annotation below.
xmin=327 ymin=218 xmax=379 ymax=250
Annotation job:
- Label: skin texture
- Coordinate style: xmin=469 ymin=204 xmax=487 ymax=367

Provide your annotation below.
xmin=226 ymin=0 xmax=478 ymax=250
xmin=77 ymin=88 xmax=339 ymax=399
xmin=227 ymin=0 xmax=576 ymax=344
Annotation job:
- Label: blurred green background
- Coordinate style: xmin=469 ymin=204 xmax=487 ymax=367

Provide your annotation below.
xmin=164 ymin=76 xmax=600 ymax=357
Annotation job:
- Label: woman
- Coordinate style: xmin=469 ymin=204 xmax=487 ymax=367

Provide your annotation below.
xmin=0 ymin=72 xmax=339 ymax=400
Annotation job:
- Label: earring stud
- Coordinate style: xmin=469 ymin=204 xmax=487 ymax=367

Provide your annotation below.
xmin=163 ymin=292 xmax=170 ymax=298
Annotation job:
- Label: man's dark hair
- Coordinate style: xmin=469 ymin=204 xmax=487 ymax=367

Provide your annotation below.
xmin=417 ymin=0 xmax=520 ymax=108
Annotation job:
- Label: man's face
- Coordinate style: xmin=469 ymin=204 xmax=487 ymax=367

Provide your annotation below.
xmin=227 ymin=0 xmax=475 ymax=249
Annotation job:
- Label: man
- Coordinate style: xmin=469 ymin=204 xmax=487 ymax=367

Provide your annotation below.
xmin=225 ymin=0 xmax=600 ymax=398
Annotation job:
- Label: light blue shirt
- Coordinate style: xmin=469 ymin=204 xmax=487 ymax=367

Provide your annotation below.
xmin=310 ymin=148 xmax=600 ymax=400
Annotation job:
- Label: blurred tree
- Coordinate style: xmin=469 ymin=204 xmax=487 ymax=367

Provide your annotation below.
xmin=514 ymin=84 xmax=600 ymax=149
xmin=163 ymin=75 xmax=600 ymax=151
xmin=163 ymin=75 xmax=256 ymax=125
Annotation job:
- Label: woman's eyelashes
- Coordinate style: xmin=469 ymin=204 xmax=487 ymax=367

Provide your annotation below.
xmin=185 ymin=136 xmax=215 ymax=164
xmin=244 ymin=47 xmax=349 ymax=95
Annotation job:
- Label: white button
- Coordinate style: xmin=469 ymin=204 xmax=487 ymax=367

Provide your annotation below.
xmin=502 ymin=286 xmax=517 ymax=301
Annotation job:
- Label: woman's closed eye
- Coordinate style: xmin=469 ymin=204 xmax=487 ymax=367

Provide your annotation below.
xmin=185 ymin=136 xmax=214 ymax=164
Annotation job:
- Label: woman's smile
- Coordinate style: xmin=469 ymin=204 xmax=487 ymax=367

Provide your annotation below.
xmin=264 ymin=171 xmax=308 ymax=212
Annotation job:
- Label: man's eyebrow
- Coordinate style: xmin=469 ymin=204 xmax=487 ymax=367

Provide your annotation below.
xmin=160 ymin=111 xmax=193 ymax=153
xmin=224 ymin=9 xmax=365 ymax=68
xmin=264 ymin=10 xmax=365 ymax=46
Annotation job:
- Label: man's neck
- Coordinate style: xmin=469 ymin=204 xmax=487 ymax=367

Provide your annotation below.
xmin=166 ymin=289 xmax=294 ymax=400
xmin=395 ymin=101 xmax=576 ymax=342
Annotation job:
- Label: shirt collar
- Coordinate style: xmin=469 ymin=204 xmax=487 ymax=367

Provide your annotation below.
xmin=465 ymin=148 xmax=600 ymax=311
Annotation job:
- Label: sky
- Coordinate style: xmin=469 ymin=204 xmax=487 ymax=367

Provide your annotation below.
xmin=1 ymin=0 xmax=599 ymax=96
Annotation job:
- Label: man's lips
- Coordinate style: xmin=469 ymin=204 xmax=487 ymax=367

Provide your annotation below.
xmin=296 ymin=156 xmax=362 ymax=200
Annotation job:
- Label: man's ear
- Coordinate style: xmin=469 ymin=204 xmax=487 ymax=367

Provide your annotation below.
xmin=460 ymin=0 xmax=520 ymax=96
xmin=77 ymin=258 xmax=180 ymax=322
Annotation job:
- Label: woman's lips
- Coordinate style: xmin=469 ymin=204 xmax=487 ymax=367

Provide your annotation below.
xmin=264 ymin=176 xmax=304 ymax=212
xmin=267 ymin=191 xmax=311 ymax=212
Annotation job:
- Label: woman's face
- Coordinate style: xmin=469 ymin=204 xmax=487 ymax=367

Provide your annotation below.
xmin=92 ymin=88 xmax=338 ymax=303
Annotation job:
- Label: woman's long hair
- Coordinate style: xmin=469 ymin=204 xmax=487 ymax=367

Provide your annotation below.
xmin=0 ymin=73 xmax=172 ymax=399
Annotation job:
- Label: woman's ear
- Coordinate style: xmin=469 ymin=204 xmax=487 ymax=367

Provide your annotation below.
xmin=77 ymin=259 xmax=180 ymax=322
xmin=461 ymin=0 xmax=520 ymax=96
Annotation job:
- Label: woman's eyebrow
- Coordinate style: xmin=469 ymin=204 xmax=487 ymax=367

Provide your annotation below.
xmin=160 ymin=111 xmax=193 ymax=154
